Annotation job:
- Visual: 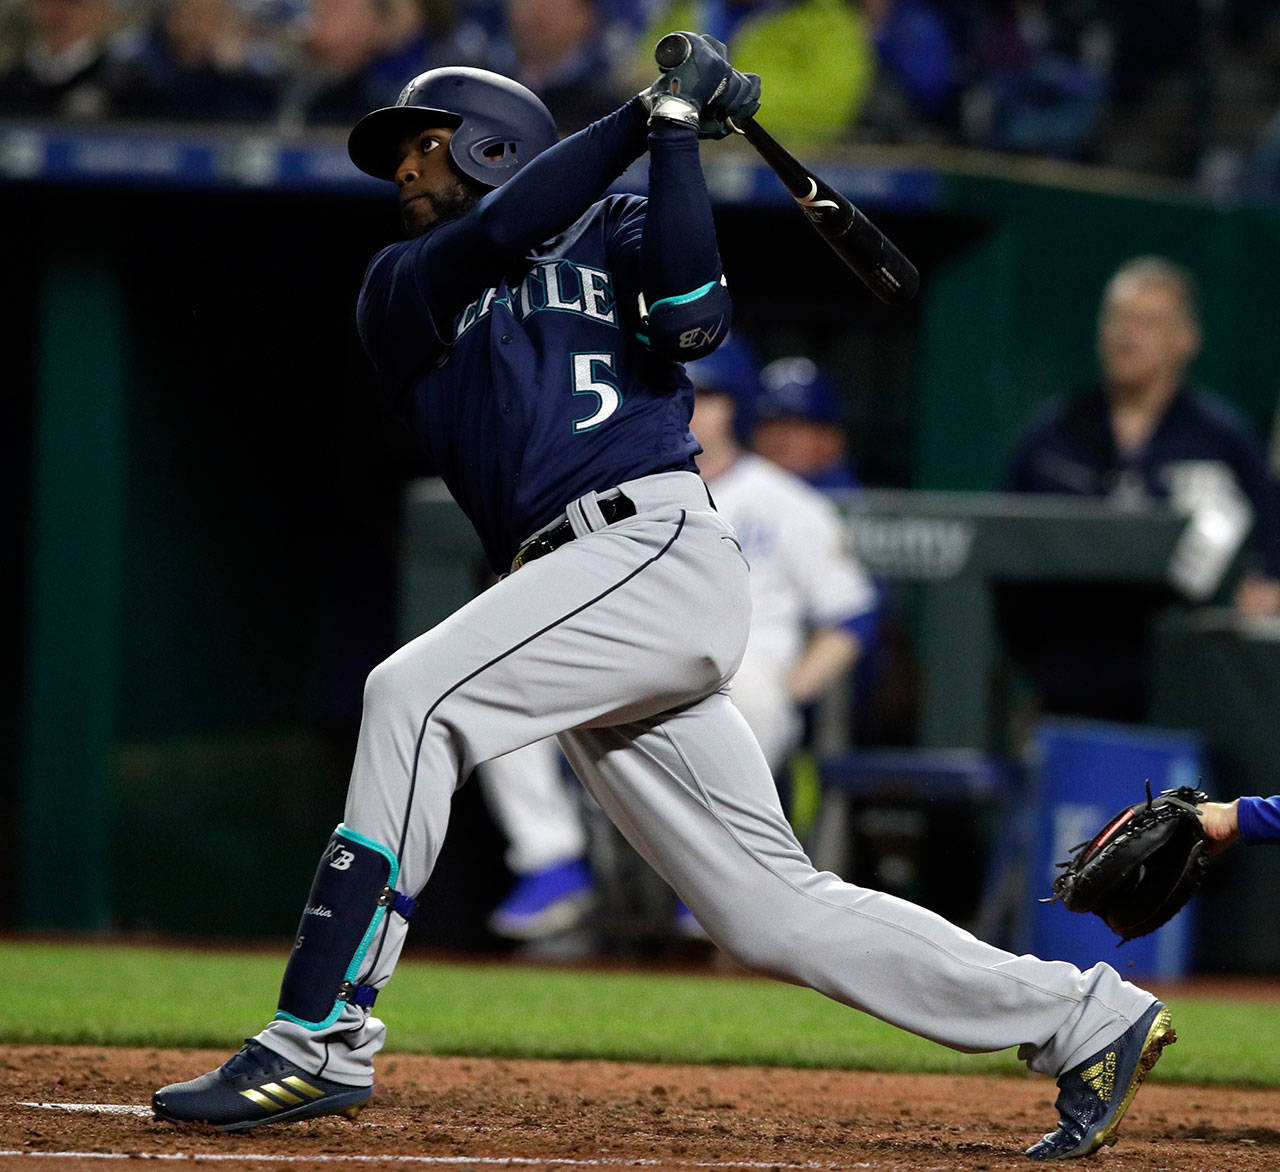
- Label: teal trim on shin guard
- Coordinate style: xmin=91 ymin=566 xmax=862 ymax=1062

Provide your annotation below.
xmin=274 ymin=824 xmax=402 ymax=1031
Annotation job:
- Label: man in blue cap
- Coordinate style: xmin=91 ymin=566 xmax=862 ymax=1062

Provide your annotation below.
xmin=753 ymin=356 xmax=859 ymax=491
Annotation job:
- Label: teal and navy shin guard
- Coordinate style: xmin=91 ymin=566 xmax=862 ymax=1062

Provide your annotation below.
xmin=275 ymin=825 xmax=415 ymax=1030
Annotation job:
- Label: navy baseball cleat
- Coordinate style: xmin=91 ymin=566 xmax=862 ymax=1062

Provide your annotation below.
xmin=152 ymin=1039 xmax=371 ymax=1131
xmin=1025 ymin=1001 xmax=1175 ymax=1160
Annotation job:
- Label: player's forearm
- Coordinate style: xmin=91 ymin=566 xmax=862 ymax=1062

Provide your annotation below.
xmin=786 ymin=627 xmax=860 ymax=707
xmin=434 ymin=98 xmax=650 ymax=286
xmin=640 ymin=121 xmax=730 ymax=359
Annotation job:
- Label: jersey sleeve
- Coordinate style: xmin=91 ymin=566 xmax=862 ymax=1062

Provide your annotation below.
xmin=1005 ymin=400 xmax=1069 ymax=493
xmin=356 ymin=237 xmax=449 ymax=396
xmin=785 ymin=490 xmax=879 ymax=635
xmin=603 ymin=194 xmax=646 ymax=338
xmin=415 ymin=100 xmax=649 ymax=327
xmin=638 ymin=121 xmax=731 ymax=360
xmin=1238 ymin=795 xmax=1280 ymax=845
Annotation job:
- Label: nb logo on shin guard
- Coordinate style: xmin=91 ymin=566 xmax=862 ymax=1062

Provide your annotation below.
xmin=327 ymin=848 xmax=355 ymax=871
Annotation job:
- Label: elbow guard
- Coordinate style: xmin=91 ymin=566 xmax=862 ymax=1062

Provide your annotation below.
xmin=639 ymin=277 xmax=731 ymax=360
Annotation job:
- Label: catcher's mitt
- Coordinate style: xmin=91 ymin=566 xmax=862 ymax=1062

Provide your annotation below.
xmin=1045 ymin=782 xmax=1211 ymax=943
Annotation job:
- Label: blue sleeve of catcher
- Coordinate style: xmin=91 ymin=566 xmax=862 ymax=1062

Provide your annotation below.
xmin=1238 ymin=796 xmax=1280 ymax=845
xmin=275 ymin=824 xmax=415 ymax=1030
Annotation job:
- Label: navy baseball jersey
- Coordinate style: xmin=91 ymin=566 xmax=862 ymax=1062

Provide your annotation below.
xmin=359 ymin=194 xmax=700 ymax=573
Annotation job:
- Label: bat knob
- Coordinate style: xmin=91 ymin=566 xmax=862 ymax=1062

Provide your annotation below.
xmin=654 ymin=32 xmax=692 ymax=71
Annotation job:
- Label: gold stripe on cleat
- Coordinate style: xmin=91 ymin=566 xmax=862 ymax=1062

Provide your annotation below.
xmin=282 ymin=1076 xmax=326 ymax=1100
xmin=259 ymin=1082 xmax=304 ymax=1106
xmin=239 ymin=1088 xmax=282 ymax=1111
xmin=1093 ymin=1007 xmax=1177 ymax=1153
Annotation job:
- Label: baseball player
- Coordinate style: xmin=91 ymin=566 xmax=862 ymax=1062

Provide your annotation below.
xmin=153 ymin=45 xmax=1176 ymax=1159
xmin=478 ymin=739 xmax=594 ymax=939
xmin=752 ymin=355 xmax=860 ymax=490
xmin=483 ymin=340 xmax=878 ymax=942
xmin=686 ymin=341 xmax=876 ymax=773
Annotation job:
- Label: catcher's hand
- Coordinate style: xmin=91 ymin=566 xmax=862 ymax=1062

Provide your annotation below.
xmin=1044 ymin=782 xmax=1212 ymax=943
xmin=1197 ymin=799 xmax=1241 ymax=851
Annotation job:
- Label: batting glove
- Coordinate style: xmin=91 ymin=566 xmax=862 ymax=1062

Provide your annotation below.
xmin=644 ymin=30 xmax=733 ymax=129
xmin=699 ymin=64 xmax=761 ymax=139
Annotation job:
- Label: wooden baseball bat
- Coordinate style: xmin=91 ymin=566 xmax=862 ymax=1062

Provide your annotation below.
xmin=654 ymin=32 xmax=920 ymax=307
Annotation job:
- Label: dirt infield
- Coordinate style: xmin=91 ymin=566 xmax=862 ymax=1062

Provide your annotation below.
xmin=2 ymin=1047 xmax=1279 ymax=1171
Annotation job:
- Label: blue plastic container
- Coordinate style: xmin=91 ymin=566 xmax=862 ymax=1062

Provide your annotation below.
xmin=1030 ymin=719 xmax=1205 ymax=980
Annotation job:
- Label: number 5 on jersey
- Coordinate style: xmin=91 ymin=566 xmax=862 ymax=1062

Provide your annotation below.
xmin=571 ymin=352 xmax=621 ymax=433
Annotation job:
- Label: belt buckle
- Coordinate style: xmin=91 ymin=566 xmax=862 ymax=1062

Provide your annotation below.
xmin=511 ymin=533 xmax=552 ymax=572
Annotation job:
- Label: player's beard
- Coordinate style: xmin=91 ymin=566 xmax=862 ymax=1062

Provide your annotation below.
xmin=403 ymin=174 xmax=487 ymax=235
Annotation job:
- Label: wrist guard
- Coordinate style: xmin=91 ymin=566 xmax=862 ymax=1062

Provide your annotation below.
xmin=645 ymin=92 xmax=700 ymax=129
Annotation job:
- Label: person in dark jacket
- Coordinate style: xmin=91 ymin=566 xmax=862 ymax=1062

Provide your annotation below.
xmin=1000 ymin=255 xmax=1280 ymax=722
xmin=0 ymin=0 xmax=115 ymax=116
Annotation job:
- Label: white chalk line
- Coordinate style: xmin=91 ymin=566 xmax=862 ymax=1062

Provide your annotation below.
xmin=20 ymin=1102 xmax=152 ymax=1117
xmin=6 ymin=1104 xmax=949 ymax=1169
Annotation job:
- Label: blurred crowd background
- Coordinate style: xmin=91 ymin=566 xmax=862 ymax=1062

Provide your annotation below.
xmin=9 ymin=0 xmax=1280 ymax=201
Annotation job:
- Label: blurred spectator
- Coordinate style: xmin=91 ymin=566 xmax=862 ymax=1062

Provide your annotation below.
xmin=637 ymin=0 xmax=876 ymax=147
xmin=859 ymin=0 xmax=960 ymax=141
xmin=275 ymin=0 xmax=470 ymax=128
xmin=484 ymin=0 xmax=631 ymax=133
xmin=688 ymin=340 xmax=878 ymax=770
xmin=0 ymin=0 xmax=116 ymax=116
xmin=1093 ymin=0 xmax=1208 ymax=177
xmin=752 ymin=356 xmax=858 ymax=491
xmin=1246 ymin=105 xmax=1280 ymax=203
xmin=479 ymin=737 xmax=594 ymax=941
xmin=957 ymin=0 xmax=1109 ymax=161
xmin=105 ymin=0 xmax=279 ymax=121
xmin=998 ymin=256 xmax=1280 ymax=723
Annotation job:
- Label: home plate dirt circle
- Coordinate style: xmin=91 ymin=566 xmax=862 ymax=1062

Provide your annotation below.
xmin=4 ymin=1046 xmax=1280 ymax=1171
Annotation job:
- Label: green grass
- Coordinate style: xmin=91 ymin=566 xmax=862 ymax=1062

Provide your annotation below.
xmin=5 ymin=939 xmax=1279 ymax=1085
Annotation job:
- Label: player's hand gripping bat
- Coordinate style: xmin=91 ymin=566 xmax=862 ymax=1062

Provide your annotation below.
xmin=654 ymin=32 xmax=920 ymax=306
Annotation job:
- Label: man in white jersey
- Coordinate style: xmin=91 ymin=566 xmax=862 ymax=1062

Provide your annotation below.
xmin=686 ymin=343 xmax=878 ymax=773
xmin=478 ymin=740 xmax=594 ymax=939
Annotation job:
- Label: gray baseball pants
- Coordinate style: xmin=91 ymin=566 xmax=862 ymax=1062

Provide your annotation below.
xmin=258 ymin=470 xmax=1155 ymax=1084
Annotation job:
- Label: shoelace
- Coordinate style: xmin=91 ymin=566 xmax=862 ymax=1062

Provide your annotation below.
xmin=221 ymin=1040 xmax=276 ymax=1080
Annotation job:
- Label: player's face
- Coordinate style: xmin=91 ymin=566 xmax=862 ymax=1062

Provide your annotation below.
xmin=753 ymin=419 xmax=843 ymax=478
xmin=1098 ymin=277 xmax=1200 ymax=393
xmin=394 ymin=126 xmax=483 ymax=235
xmin=690 ymin=389 xmax=737 ymax=448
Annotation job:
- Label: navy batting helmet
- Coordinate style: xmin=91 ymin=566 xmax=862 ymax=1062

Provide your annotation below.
xmin=348 ymin=67 xmax=559 ymax=187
